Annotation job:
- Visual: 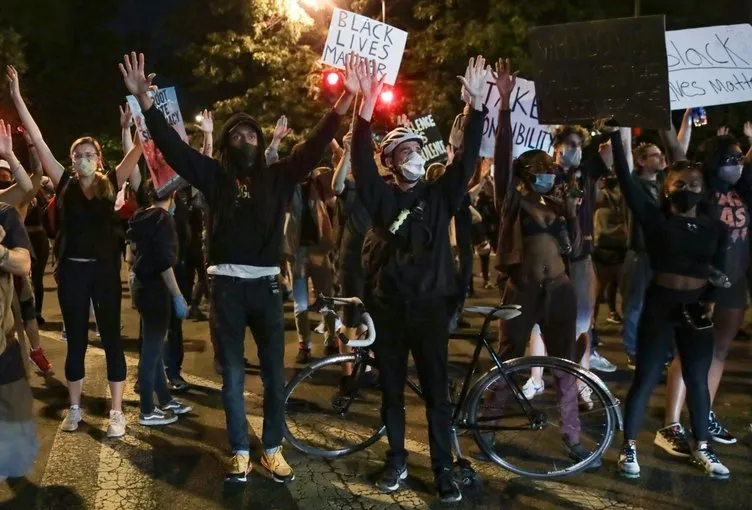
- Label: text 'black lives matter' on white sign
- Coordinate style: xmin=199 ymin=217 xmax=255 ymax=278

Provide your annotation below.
xmin=321 ymin=8 xmax=408 ymax=85
xmin=666 ymin=24 xmax=752 ymax=110
xmin=408 ymin=114 xmax=447 ymax=165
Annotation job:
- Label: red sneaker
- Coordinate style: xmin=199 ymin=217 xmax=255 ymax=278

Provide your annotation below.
xmin=30 ymin=347 xmax=52 ymax=373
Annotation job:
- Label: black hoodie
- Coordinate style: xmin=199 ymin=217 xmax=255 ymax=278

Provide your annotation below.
xmin=142 ymin=105 xmax=343 ymax=268
xmin=128 ymin=207 xmax=178 ymax=280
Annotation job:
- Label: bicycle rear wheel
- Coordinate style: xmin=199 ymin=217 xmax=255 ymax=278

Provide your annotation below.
xmin=283 ymin=353 xmax=385 ymax=458
xmin=466 ymin=356 xmax=617 ymax=479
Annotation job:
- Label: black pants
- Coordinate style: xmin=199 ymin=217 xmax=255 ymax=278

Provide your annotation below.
xmin=369 ymin=295 xmax=453 ymax=471
xmin=211 ymin=275 xmax=285 ymax=452
xmin=133 ymin=278 xmax=173 ymax=414
xmin=164 ymin=262 xmax=190 ymax=380
xmin=28 ymin=230 xmax=49 ymax=316
xmin=624 ymin=284 xmax=713 ymax=442
xmin=57 ymin=258 xmax=125 ymax=382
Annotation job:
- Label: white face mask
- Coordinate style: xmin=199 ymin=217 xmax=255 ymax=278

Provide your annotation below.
xmin=397 ymin=152 xmax=426 ymax=182
xmin=75 ymin=158 xmax=98 ymax=177
xmin=561 ymin=147 xmax=582 ymax=168
xmin=718 ymin=164 xmax=743 ymax=185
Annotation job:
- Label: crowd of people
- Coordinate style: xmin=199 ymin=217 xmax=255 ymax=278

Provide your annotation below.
xmin=0 ymin=47 xmax=749 ymax=502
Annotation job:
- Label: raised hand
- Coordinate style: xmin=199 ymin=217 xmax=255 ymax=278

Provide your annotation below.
xmin=396 ymin=114 xmax=410 ymax=128
xmin=0 ymin=120 xmax=13 ymax=159
xmin=717 ymin=125 xmax=730 ymax=137
xmin=119 ymin=104 xmax=133 ymax=130
xmin=6 ymin=65 xmax=21 ymax=99
xmin=458 ymin=56 xmax=487 ymax=103
xmin=494 ymin=58 xmax=517 ymax=103
xmin=272 ymin=115 xmax=292 ymax=142
xmin=342 ymin=52 xmax=359 ymax=95
xmin=118 ymin=52 xmax=156 ymax=99
xmin=197 ymin=109 xmax=214 ymax=134
xmin=599 ymin=140 xmax=614 ymax=168
xmin=342 ymin=131 xmax=353 ymax=152
xmin=356 ymin=58 xmax=386 ymax=102
xmin=744 ymin=121 xmax=752 ymax=140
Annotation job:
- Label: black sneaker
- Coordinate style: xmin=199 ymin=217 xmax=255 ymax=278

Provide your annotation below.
xmin=168 ymin=376 xmax=190 ymax=393
xmin=654 ymin=423 xmax=691 ymax=458
xmin=295 ymin=348 xmax=311 ymax=364
xmin=376 ymin=463 xmax=407 ymax=493
xmin=162 ymin=399 xmax=193 ymax=416
xmin=708 ymin=411 xmax=736 ymax=444
xmin=564 ymin=440 xmax=601 ymax=470
xmin=435 ymin=466 xmax=462 ymax=503
xmin=139 ymin=407 xmax=178 ymax=426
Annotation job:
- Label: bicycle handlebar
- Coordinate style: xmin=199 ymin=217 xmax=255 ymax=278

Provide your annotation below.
xmin=317 ymin=295 xmax=376 ymax=348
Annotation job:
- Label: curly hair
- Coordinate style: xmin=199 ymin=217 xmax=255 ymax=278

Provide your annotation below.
xmin=552 ymin=125 xmax=591 ymax=148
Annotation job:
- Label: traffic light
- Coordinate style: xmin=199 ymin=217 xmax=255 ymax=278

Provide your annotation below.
xmin=379 ymin=88 xmax=394 ymax=105
xmin=323 ymin=70 xmax=341 ymax=90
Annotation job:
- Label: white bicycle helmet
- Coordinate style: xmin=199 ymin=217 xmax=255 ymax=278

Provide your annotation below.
xmin=380 ymin=127 xmax=423 ymax=165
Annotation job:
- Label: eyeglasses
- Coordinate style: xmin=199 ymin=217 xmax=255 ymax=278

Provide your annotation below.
xmin=72 ymin=152 xmax=98 ymax=161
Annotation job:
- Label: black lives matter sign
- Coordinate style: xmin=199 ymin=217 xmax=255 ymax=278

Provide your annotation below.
xmin=529 ymin=16 xmax=670 ymax=129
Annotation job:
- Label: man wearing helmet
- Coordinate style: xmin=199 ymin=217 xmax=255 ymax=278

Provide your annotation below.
xmin=351 ymin=56 xmax=488 ymax=503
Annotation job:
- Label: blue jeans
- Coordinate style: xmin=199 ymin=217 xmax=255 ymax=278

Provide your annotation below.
xmin=620 ymin=251 xmax=652 ymax=357
xmin=211 ymin=275 xmax=285 ymax=453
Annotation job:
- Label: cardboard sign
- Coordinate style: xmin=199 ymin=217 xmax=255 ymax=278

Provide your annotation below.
xmin=321 ymin=8 xmax=408 ymax=85
xmin=450 ymin=74 xmax=553 ymax=159
xmin=528 ymin=16 xmax=670 ymax=129
xmin=127 ymin=87 xmax=188 ymax=197
xmin=407 ymin=114 xmax=447 ymax=165
xmin=666 ymin=24 xmax=752 ymax=110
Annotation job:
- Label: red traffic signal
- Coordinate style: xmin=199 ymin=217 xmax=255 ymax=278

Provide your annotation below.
xmin=323 ymin=70 xmax=341 ymax=90
xmin=380 ymin=89 xmax=394 ymax=104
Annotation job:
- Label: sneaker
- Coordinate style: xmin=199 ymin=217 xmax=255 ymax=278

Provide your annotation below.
xmin=435 ymin=466 xmax=462 ymax=503
xmin=162 ymin=399 xmax=193 ymax=416
xmin=708 ymin=411 xmax=736 ymax=444
xmin=626 ymin=354 xmax=636 ymax=371
xmin=607 ymin=312 xmax=623 ymax=324
xmin=579 ymin=384 xmax=594 ymax=411
xmin=565 ymin=440 xmax=601 ymax=469
xmin=692 ymin=444 xmax=730 ymax=479
xmin=654 ymin=423 xmax=691 ymax=458
xmin=225 ymin=452 xmax=252 ymax=483
xmin=521 ymin=377 xmax=544 ymax=400
xmin=139 ymin=407 xmax=178 ymax=426
xmin=29 ymin=347 xmax=52 ymax=373
xmin=295 ymin=348 xmax=311 ymax=364
xmin=60 ymin=406 xmax=82 ymax=432
xmin=107 ymin=410 xmax=127 ymax=438
xmin=483 ymin=280 xmax=494 ymax=290
xmin=261 ymin=447 xmax=294 ymax=483
xmin=168 ymin=376 xmax=190 ymax=393
xmin=376 ymin=463 xmax=407 ymax=492
xmin=618 ymin=443 xmax=640 ymax=478
xmin=589 ymin=350 xmax=617 ymax=373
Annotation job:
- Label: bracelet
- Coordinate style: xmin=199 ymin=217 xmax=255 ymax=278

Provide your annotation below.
xmin=0 ymin=246 xmax=9 ymax=266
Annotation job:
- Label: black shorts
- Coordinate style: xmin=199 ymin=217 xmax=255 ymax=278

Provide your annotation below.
xmin=714 ymin=277 xmax=748 ymax=310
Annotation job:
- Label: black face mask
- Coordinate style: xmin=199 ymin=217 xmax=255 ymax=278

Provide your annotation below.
xmin=667 ymin=189 xmax=703 ymax=212
xmin=228 ymin=143 xmax=258 ymax=178
xmin=0 ymin=181 xmax=11 ymax=190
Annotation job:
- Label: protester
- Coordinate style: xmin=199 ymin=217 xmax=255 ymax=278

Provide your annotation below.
xmin=120 ymin=50 xmax=356 ymax=483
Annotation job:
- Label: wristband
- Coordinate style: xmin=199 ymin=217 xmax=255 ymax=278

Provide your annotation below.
xmin=0 ymin=246 xmax=9 ymax=266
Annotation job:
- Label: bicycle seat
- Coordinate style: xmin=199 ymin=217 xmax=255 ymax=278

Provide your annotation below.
xmin=463 ymin=305 xmax=522 ymax=321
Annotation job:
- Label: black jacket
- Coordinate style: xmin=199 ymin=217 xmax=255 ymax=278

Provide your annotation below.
xmin=128 ymin=207 xmax=178 ymax=280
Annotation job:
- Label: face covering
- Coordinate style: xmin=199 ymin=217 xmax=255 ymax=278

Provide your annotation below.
xmin=397 ymin=152 xmax=426 ymax=182
xmin=667 ymin=189 xmax=703 ymax=212
xmin=75 ymin=159 xmax=98 ymax=177
xmin=605 ymin=176 xmax=619 ymax=190
xmin=229 ymin=143 xmax=258 ymax=177
xmin=717 ymin=164 xmax=743 ymax=185
xmin=531 ymin=173 xmax=556 ymax=194
xmin=561 ymin=147 xmax=582 ymax=168
xmin=0 ymin=181 xmax=11 ymax=190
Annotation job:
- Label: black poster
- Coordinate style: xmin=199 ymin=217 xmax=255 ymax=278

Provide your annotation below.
xmin=409 ymin=114 xmax=448 ymax=165
xmin=528 ymin=16 xmax=670 ymax=129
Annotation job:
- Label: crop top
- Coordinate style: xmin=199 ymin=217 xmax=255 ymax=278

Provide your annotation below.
xmin=611 ymin=132 xmax=728 ymax=279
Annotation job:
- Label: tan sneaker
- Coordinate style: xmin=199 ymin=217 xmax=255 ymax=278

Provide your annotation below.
xmin=225 ymin=453 xmax=252 ymax=483
xmin=261 ymin=447 xmax=295 ymax=483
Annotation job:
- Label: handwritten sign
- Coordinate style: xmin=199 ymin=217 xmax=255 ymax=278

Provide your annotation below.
xmin=321 ymin=8 xmax=407 ymax=85
xmin=666 ymin=24 xmax=752 ymax=110
xmin=450 ymin=75 xmax=553 ymax=159
xmin=407 ymin=114 xmax=447 ymax=165
xmin=127 ymin=87 xmax=188 ymax=197
xmin=528 ymin=16 xmax=670 ymax=129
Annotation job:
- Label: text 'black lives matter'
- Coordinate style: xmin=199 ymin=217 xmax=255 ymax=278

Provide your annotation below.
xmin=528 ymin=16 xmax=670 ymax=129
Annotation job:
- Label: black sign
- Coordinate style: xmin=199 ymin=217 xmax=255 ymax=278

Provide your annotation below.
xmin=409 ymin=114 xmax=447 ymax=165
xmin=528 ymin=16 xmax=670 ymax=129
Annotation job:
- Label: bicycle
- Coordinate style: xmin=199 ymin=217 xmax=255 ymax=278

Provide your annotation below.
xmin=283 ymin=297 xmax=623 ymax=480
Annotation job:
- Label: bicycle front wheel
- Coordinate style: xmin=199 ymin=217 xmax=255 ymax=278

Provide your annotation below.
xmin=283 ymin=353 xmax=385 ymax=458
xmin=466 ymin=356 xmax=617 ymax=479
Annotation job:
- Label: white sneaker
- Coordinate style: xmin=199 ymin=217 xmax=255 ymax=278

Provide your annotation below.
xmin=589 ymin=351 xmax=617 ymax=373
xmin=60 ymin=406 xmax=82 ymax=432
xmin=692 ymin=445 xmax=730 ymax=479
xmin=579 ymin=384 xmax=594 ymax=410
xmin=107 ymin=410 xmax=127 ymax=438
xmin=618 ymin=443 xmax=640 ymax=478
xmin=521 ymin=378 xmax=544 ymax=400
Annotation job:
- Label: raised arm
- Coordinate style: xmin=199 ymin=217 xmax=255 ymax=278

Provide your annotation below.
xmin=0 ymin=120 xmax=32 ymax=193
xmin=197 ymin=109 xmax=214 ymax=157
xmin=115 ymin=138 xmax=144 ymax=188
xmin=659 ymin=120 xmax=685 ymax=166
xmin=607 ymin=129 xmax=658 ymax=224
xmin=677 ymin=108 xmax=693 ymax=156
xmin=620 ymin=126 xmax=634 ymax=172
xmin=492 ymin=58 xmax=517 ymax=210
xmin=266 ymin=115 xmax=291 ymax=166
xmin=6 ymin=65 xmax=65 ymax=187
xmin=332 ymin=132 xmax=352 ymax=195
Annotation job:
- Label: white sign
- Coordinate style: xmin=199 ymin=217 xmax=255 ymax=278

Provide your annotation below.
xmin=666 ymin=24 xmax=752 ymax=110
xmin=321 ymin=8 xmax=408 ymax=86
xmin=451 ymin=74 xmax=554 ymax=159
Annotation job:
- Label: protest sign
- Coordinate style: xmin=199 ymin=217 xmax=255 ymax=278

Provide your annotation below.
xmin=321 ymin=8 xmax=408 ymax=85
xmin=528 ymin=16 xmax=670 ymax=129
xmin=406 ymin=114 xmax=447 ymax=165
xmin=127 ymin=87 xmax=188 ymax=197
xmin=666 ymin=24 xmax=752 ymax=110
xmin=450 ymin=74 xmax=553 ymax=159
